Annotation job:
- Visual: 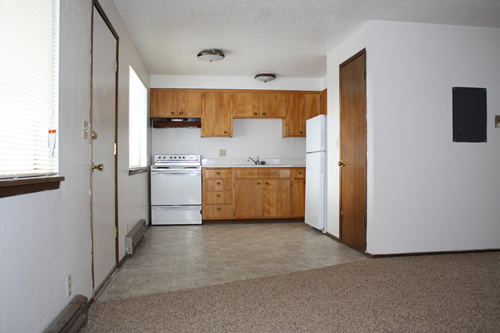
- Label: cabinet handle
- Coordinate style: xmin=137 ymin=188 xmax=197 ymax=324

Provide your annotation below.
xmin=253 ymin=112 xmax=258 ymax=115
xmin=262 ymin=112 xmax=266 ymax=115
xmin=170 ymin=112 xmax=175 ymax=115
xmin=265 ymin=182 xmax=269 ymax=185
xmin=257 ymin=182 xmax=261 ymax=185
xmin=179 ymin=111 xmax=184 ymax=115
xmin=299 ymin=172 xmax=303 ymax=175
xmin=216 ymin=194 xmax=221 ymax=197
xmin=216 ymin=172 xmax=221 ymax=175
xmin=224 ymin=131 xmax=228 ymax=134
xmin=216 ymin=182 xmax=221 ymax=185
xmin=217 ymin=207 xmax=221 ymax=211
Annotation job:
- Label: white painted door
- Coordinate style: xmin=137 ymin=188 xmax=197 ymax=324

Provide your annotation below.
xmin=91 ymin=6 xmax=117 ymax=292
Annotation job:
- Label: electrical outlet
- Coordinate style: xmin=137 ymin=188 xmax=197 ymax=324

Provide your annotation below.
xmin=219 ymin=149 xmax=226 ymax=157
xmin=66 ymin=274 xmax=72 ymax=297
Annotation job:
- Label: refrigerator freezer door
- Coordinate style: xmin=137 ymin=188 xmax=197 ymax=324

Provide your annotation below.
xmin=305 ymin=151 xmax=326 ymax=231
xmin=306 ymin=115 xmax=326 ymax=153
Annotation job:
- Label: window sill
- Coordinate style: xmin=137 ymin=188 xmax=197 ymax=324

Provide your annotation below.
xmin=129 ymin=167 xmax=148 ymax=176
xmin=0 ymin=176 xmax=65 ymax=198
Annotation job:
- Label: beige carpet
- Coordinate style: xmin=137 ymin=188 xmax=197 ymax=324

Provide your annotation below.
xmin=83 ymin=252 xmax=499 ymax=332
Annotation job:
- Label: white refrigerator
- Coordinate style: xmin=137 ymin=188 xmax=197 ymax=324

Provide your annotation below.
xmin=305 ymin=114 xmax=327 ymax=232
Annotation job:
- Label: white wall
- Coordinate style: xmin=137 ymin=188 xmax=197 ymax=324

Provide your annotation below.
xmin=0 ymin=1 xmax=151 ymax=331
xmin=98 ymin=0 xmax=151 ymax=261
xmin=153 ymin=119 xmax=305 ymax=159
xmin=0 ymin=1 xmax=93 ymax=331
xmin=327 ymin=21 xmax=500 ymax=255
xmin=152 ymin=75 xmax=323 ymax=91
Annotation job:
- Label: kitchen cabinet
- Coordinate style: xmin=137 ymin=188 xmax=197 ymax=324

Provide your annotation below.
xmin=291 ymin=168 xmax=306 ymax=217
xmin=259 ymin=92 xmax=287 ymax=118
xmin=231 ymin=91 xmax=286 ymax=118
xmin=150 ymin=89 xmax=202 ymax=118
xmin=202 ymin=91 xmax=232 ymax=137
xmin=203 ymin=168 xmax=233 ymax=219
xmin=231 ymin=92 xmax=260 ymax=118
xmin=233 ymin=168 xmax=291 ymax=219
xmin=282 ymin=92 xmax=321 ymax=137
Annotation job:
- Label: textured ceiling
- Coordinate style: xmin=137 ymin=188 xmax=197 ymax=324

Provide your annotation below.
xmin=113 ymin=0 xmax=500 ymax=79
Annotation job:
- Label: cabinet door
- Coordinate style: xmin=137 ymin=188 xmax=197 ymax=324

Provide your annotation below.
xmin=177 ymin=91 xmax=202 ymax=117
xmin=284 ymin=93 xmax=306 ymax=137
xmin=231 ymin=92 xmax=260 ymax=118
xmin=151 ymin=90 xmax=177 ymax=117
xmin=305 ymin=93 xmax=321 ymax=120
xmin=234 ymin=179 xmax=262 ymax=218
xmin=291 ymin=178 xmax=306 ymax=217
xmin=260 ymin=92 xmax=286 ymax=118
xmin=263 ymin=179 xmax=291 ymax=217
xmin=202 ymin=92 xmax=232 ymax=137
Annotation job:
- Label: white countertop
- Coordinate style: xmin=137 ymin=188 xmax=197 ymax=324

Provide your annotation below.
xmin=202 ymin=158 xmax=305 ymax=168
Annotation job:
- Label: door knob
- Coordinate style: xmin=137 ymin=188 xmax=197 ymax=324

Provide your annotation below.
xmin=338 ymin=161 xmax=346 ymax=167
xmin=92 ymin=131 xmax=98 ymax=140
xmin=92 ymin=163 xmax=104 ymax=172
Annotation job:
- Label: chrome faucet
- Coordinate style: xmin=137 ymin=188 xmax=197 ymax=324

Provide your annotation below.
xmin=248 ymin=156 xmax=260 ymax=165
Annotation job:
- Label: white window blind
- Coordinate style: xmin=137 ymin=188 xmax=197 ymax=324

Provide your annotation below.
xmin=0 ymin=0 xmax=59 ymax=179
xmin=128 ymin=66 xmax=147 ymax=169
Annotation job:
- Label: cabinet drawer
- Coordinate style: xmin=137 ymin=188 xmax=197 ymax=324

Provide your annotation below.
xmin=234 ymin=168 xmax=290 ymax=179
xmin=204 ymin=205 xmax=233 ymax=218
xmin=204 ymin=179 xmax=232 ymax=191
xmin=204 ymin=191 xmax=233 ymax=204
xmin=292 ymin=168 xmax=305 ymax=178
xmin=204 ymin=169 xmax=232 ymax=179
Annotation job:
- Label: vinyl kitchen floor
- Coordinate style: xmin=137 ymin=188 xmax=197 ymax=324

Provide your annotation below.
xmin=97 ymin=222 xmax=367 ymax=302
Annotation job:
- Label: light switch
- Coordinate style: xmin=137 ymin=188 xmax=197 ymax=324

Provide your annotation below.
xmin=219 ymin=149 xmax=226 ymax=157
xmin=82 ymin=120 xmax=89 ymax=139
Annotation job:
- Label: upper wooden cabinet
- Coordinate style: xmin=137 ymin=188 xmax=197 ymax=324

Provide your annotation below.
xmin=231 ymin=92 xmax=260 ymax=118
xmin=259 ymin=92 xmax=287 ymax=118
xmin=283 ymin=92 xmax=321 ymax=137
xmin=231 ymin=92 xmax=286 ymax=118
xmin=201 ymin=91 xmax=232 ymax=137
xmin=150 ymin=89 xmax=202 ymax=118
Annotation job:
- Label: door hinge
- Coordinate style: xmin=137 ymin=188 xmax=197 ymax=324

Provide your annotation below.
xmin=115 ymin=60 xmax=119 ymax=73
xmin=114 ymin=143 xmax=117 ymax=155
xmin=114 ymin=226 xmax=118 ymax=238
xmin=363 ymin=217 xmax=367 ymax=228
xmin=362 ymin=70 xmax=366 ymax=80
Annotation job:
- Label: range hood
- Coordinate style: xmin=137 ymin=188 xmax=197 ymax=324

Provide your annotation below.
xmin=152 ymin=118 xmax=201 ymax=128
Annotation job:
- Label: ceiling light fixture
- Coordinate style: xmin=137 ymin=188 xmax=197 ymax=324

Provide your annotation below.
xmin=254 ymin=73 xmax=276 ymax=83
xmin=197 ymin=48 xmax=225 ymax=62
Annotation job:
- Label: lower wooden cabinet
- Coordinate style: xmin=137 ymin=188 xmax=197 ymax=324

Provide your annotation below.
xmin=203 ymin=167 xmax=303 ymax=221
xmin=202 ymin=168 xmax=233 ymax=219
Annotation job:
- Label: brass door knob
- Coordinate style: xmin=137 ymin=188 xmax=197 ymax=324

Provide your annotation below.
xmin=92 ymin=163 xmax=104 ymax=172
xmin=338 ymin=161 xmax=346 ymax=167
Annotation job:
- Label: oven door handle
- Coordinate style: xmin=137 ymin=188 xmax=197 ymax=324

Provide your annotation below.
xmin=151 ymin=170 xmax=201 ymax=175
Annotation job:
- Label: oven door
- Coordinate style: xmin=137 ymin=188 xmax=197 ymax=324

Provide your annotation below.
xmin=151 ymin=169 xmax=202 ymax=206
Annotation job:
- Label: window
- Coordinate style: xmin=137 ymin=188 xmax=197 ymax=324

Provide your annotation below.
xmin=0 ymin=0 xmax=60 ymax=179
xmin=128 ymin=66 xmax=147 ymax=169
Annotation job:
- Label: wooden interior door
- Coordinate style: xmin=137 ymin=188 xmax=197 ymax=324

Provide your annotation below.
xmin=91 ymin=3 xmax=118 ymax=294
xmin=339 ymin=49 xmax=367 ymax=253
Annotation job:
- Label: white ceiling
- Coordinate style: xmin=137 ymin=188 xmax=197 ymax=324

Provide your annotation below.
xmin=113 ymin=0 xmax=500 ymax=79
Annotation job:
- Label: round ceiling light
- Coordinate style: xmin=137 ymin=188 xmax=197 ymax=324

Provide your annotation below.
xmin=254 ymin=73 xmax=276 ymax=83
xmin=197 ymin=49 xmax=225 ymax=62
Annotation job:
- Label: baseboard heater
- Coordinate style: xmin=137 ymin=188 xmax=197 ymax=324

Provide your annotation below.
xmin=44 ymin=294 xmax=88 ymax=333
xmin=125 ymin=218 xmax=147 ymax=255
